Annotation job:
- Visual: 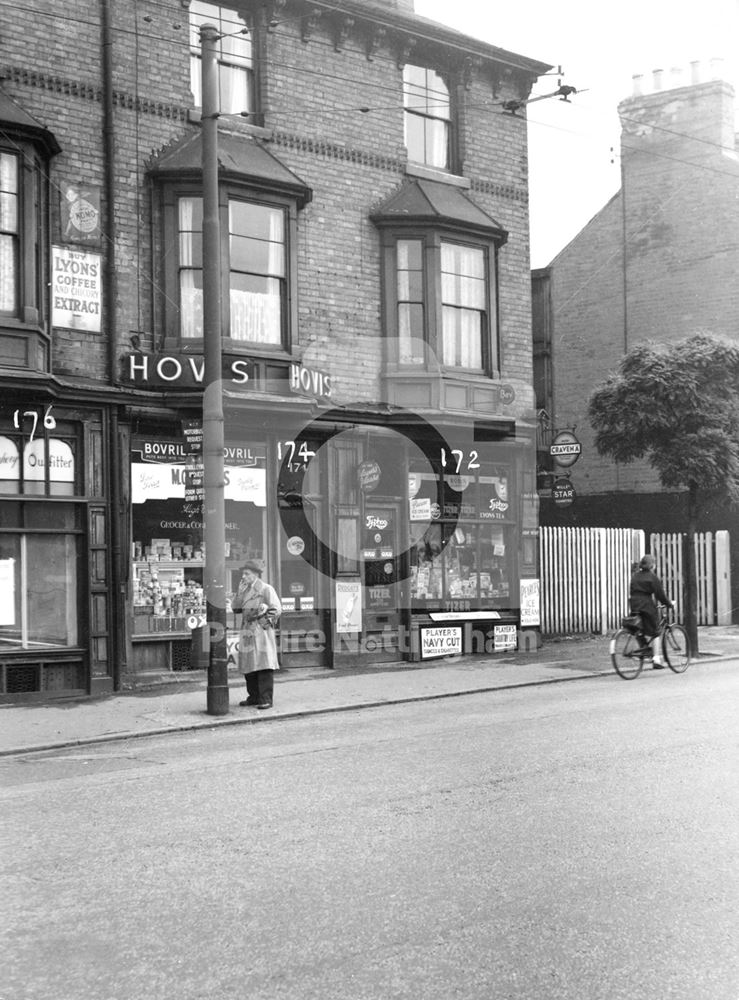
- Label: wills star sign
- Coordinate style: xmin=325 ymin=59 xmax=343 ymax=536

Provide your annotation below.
xmin=550 ymin=430 xmax=582 ymax=468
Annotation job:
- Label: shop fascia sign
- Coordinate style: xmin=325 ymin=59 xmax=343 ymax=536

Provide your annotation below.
xmin=124 ymin=352 xmax=332 ymax=400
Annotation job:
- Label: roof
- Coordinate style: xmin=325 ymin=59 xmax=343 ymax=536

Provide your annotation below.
xmin=371 ymin=176 xmax=507 ymax=239
xmin=304 ymin=0 xmax=551 ymax=77
xmin=148 ymin=130 xmax=312 ymax=206
xmin=0 ymin=90 xmax=61 ymax=156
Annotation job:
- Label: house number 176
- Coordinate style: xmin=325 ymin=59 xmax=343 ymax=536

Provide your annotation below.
xmin=12 ymin=405 xmax=56 ymax=442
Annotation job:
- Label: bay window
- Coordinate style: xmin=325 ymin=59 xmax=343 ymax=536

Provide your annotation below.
xmin=176 ymin=194 xmax=288 ymax=347
xmin=0 ymin=152 xmax=19 ymax=313
xmin=394 ymin=234 xmax=496 ymax=373
xmin=0 ymin=114 xmax=58 ymax=370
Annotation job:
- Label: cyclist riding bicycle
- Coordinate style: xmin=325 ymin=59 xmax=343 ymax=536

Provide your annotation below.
xmin=630 ymin=554 xmax=673 ymax=668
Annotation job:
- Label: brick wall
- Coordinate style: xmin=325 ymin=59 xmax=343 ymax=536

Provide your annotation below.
xmin=3 ymin=0 xmax=538 ymax=413
xmin=546 ymin=75 xmax=739 ymax=498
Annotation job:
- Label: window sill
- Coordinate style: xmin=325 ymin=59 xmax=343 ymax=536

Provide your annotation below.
xmin=404 ymin=162 xmax=471 ymax=190
xmin=176 ymin=339 xmax=291 ymax=361
xmin=187 ymin=108 xmax=273 ymax=142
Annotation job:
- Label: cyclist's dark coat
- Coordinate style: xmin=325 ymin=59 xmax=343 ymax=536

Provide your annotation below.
xmin=630 ymin=569 xmax=670 ymax=636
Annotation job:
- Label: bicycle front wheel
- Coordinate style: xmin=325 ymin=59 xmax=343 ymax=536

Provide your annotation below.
xmin=663 ymin=624 xmax=690 ymax=673
xmin=610 ymin=628 xmax=644 ymax=679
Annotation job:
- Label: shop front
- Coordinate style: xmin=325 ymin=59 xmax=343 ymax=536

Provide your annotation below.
xmin=122 ymin=378 xmax=539 ymax=679
xmin=406 ymin=427 xmax=539 ymax=659
xmin=0 ymin=400 xmax=113 ymax=700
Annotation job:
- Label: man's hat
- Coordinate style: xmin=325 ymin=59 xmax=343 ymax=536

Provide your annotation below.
xmin=240 ymin=559 xmax=263 ymax=575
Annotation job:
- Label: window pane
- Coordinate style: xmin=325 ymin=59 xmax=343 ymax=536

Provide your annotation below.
xmin=25 ymin=502 xmax=81 ymax=530
xmin=404 ymin=113 xmax=426 ymax=163
xmin=230 ymin=234 xmax=285 ymax=277
xmin=398 ymin=239 xmax=422 ymax=270
xmin=179 ymin=231 xmax=203 ymax=268
xmin=398 ymin=304 xmax=425 ymax=365
xmin=403 ymin=64 xmax=428 ymax=90
xmin=230 ymin=274 xmax=282 ymax=343
xmin=0 ymin=191 xmax=17 ymax=232
xmin=27 ymin=534 xmax=78 ymax=646
xmin=0 ymin=535 xmax=21 ymax=646
xmin=442 ymin=306 xmax=483 ymax=369
xmin=219 ymin=63 xmax=249 ymax=115
xmin=228 ymin=202 xmax=285 ymax=342
xmin=180 ymin=270 xmax=203 ymax=339
xmin=0 ymin=501 xmax=21 ymax=526
xmin=442 ymin=244 xmax=486 ymax=307
xmin=0 ymin=235 xmax=16 ymax=312
xmin=425 ymin=119 xmax=449 ymax=169
xmin=230 ymin=202 xmax=283 ymax=242
xmin=220 ymin=22 xmax=252 ymax=66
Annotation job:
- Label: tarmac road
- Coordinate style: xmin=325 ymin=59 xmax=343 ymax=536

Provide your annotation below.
xmin=2 ymin=658 xmax=738 ymax=1000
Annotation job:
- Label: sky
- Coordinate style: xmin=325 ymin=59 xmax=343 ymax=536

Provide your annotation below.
xmin=414 ymin=0 xmax=739 ymax=267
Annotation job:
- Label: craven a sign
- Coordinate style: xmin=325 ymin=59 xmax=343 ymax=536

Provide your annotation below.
xmin=550 ymin=430 xmax=582 ymax=467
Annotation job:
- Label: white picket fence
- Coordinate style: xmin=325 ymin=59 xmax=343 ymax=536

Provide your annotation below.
xmin=539 ymin=527 xmax=731 ymax=635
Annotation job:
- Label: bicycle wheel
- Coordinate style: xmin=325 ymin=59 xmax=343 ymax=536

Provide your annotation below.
xmin=663 ymin=624 xmax=690 ymax=673
xmin=610 ymin=628 xmax=644 ymax=679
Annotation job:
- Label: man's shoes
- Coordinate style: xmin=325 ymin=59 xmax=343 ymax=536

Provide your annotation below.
xmin=652 ymin=661 xmax=666 ymax=669
xmin=256 ymin=701 xmax=273 ymax=710
xmin=239 ymin=697 xmax=258 ymax=706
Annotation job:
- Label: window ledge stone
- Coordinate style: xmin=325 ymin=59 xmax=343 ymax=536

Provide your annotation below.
xmin=404 ymin=162 xmax=470 ymax=190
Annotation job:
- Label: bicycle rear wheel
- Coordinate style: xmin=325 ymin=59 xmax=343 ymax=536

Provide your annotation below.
xmin=663 ymin=624 xmax=690 ymax=673
xmin=610 ymin=628 xmax=644 ymax=679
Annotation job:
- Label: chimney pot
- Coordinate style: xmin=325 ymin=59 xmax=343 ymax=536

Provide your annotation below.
xmin=652 ymin=68 xmax=663 ymax=90
xmin=691 ymin=60 xmax=701 ymax=85
xmin=632 ymin=74 xmax=643 ymax=96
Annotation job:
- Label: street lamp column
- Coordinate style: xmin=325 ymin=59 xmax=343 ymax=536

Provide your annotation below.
xmin=201 ymin=23 xmax=229 ymax=716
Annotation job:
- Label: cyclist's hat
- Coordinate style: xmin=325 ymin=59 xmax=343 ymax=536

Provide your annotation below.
xmin=639 ymin=554 xmax=656 ymax=571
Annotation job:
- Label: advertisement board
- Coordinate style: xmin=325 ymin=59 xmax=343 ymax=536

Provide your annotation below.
xmin=420 ymin=625 xmax=462 ymax=659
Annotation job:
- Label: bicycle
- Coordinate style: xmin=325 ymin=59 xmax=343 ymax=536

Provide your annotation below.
xmin=610 ymin=608 xmax=691 ymax=680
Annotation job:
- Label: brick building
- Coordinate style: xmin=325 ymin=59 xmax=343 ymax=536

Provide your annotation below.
xmin=0 ymin=0 xmax=548 ymax=699
xmin=533 ymin=66 xmax=739 ymax=581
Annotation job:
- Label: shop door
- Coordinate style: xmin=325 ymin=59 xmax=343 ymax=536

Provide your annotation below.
xmin=361 ymin=503 xmax=404 ymax=663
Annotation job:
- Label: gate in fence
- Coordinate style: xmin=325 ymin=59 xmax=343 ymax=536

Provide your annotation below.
xmin=539 ymin=527 xmax=731 ymax=635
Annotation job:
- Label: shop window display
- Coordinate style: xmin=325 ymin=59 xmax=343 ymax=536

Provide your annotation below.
xmin=409 ymin=458 xmax=514 ymax=610
xmin=0 ymin=502 xmax=83 ymax=649
xmin=131 ymin=436 xmax=266 ymax=635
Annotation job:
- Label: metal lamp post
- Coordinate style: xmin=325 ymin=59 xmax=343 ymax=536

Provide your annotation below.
xmin=201 ymin=23 xmax=229 ymax=715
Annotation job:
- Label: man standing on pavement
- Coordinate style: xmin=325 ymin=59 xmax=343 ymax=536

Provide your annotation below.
xmin=232 ymin=561 xmax=282 ymax=709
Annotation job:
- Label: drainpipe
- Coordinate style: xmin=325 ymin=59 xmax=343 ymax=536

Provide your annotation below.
xmin=101 ymin=0 xmax=125 ymax=688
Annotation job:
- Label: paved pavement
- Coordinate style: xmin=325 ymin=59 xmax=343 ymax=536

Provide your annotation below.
xmin=1 ymin=626 xmax=737 ymax=756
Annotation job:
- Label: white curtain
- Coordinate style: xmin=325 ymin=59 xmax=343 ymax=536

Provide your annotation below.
xmin=178 ymin=198 xmax=202 ymax=339
xmin=441 ymin=244 xmax=485 ymax=369
xmin=0 ymin=153 xmax=18 ymax=312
